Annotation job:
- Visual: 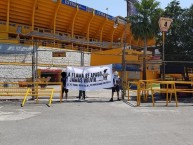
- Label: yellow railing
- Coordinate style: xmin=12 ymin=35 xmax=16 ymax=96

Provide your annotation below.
xmin=0 ymin=81 xmax=63 ymax=107
xmin=21 ymin=87 xmax=55 ymax=107
xmin=128 ymin=80 xmax=193 ymax=107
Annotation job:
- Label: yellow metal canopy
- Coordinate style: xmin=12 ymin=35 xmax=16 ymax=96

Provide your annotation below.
xmin=0 ymin=0 xmax=156 ymax=48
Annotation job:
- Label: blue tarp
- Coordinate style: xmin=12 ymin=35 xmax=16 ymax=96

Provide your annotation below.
xmin=112 ymin=64 xmax=140 ymax=71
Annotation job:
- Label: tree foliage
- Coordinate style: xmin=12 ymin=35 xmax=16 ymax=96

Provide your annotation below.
xmin=161 ymin=0 xmax=193 ymax=61
xmin=128 ymin=0 xmax=161 ymax=79
xmin=129 ymin=0 xmax=160 ymax=40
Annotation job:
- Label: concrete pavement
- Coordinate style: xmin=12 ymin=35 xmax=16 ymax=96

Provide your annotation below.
xmin=0 ymin=89 xmax=193 ymax=145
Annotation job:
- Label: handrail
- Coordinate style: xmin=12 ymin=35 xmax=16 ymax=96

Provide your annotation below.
xmin=0 ymin=81 xmax=62 ymax=106
xmin=128 ymin=80 xmax=189 ymax=107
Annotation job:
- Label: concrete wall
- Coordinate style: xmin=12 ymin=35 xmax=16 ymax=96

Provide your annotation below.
xmin=0 ymin=43 xmax=90 ymax=81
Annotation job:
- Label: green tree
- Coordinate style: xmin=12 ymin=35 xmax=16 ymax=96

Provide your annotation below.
xmin=162 ymin=1 xmax=193 ymax=61
xmin=180 ymin=5 xmax=193 ymax=61
xmin=162 ymin=0 xmax=184 ymax=61
xmin=128 ymin=0 xmax=161 ymax=80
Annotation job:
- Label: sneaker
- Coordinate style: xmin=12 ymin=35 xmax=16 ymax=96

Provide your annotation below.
xmin=109 ymin=98 xmax=113 ymax=102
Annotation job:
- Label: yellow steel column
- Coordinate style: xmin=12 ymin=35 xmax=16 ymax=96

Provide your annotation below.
xmin=71 ymin=6 xmax=79 ymax=49
xmin=111 ymin=27 xmax=117 ymax=48
xmin=120 ymin=28 xmax=125 ymax=47
xmin=31 ymin=0 xmax=38 ymax=45
xmin=32 ymin=0 xmax=38 ymax=31
xmin=6 ymin=0 xmax=10 ymax=32
xmin=71 ymin=6 xmax=79 ymax=37
xmin=86 ymin=12 xmax=95 ymax=49
xmin=52 ymin=0 xmax=61 ymax=47
xmin=99 ymin=18 xmax=108 ymax=42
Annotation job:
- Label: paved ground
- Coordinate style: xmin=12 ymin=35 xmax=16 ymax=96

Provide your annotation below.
xmin=0 ymin=88 xmax=193 ymax=145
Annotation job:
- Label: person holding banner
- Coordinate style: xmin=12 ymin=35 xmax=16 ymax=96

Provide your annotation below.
xmin=61 ymin=72 xmax=68 ymax=100
xmin=109 ymin=71 xmax=121 ymax=102
xmin=79 ymin=90 xmax=86 ymax=100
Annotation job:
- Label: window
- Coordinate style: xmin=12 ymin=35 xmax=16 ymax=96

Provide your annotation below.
xmin=0 ymin=21 xmax=6 ymax=25
xmin=39 ymin=29 xmax=44 ymax=33
xmin=9 ymin=23 xmax=16 ymax=27
xmin=61 ymin=43 xmax=65 ymax=48
xmin=42 ymin=41 xmax=46 ymax=46
xmin=24 ymin=26 xmax=30 ymax=29
xmin=34 ymin=27 xmax=39 ymax=31
xmin=20 ymin=39 xmax=24 ymax=44
xmin=44 ymin=29 xmax=51 ymax=33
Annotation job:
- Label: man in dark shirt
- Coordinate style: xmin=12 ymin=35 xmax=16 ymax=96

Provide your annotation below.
xmin=61 ymin=72 xmax=68 ymax=100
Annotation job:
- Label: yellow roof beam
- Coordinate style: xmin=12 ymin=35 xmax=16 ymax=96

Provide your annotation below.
xmin=120 ymin=28 xmax=125 ymax=47
xmin=80 ymin=12 xmax=95 ymax=38
xmin=86 ymin=12 xmax=95 ymax=40
xmin=66 ymin=6 xmax=79 ymax=37
xmin=6 ymin=0 xmax=10 ymax=32
xmin=111 ymin=26 xmax=116 ymax=43
xmin=31 ymin=0 xmax=38 ymax=31
xmin=97 ymin=18 xmax=108 ymax=42
xmin=50 ymin=0 xmax=61 ymax=35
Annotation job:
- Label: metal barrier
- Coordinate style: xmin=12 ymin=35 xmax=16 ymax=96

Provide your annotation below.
xmin=128 ymin=80 xmax=158 ymax=106
xmin=21 ymin=87 xmax=55 ymax=107
xmin=150 ymin=81 xmax=178 ymax=107
xmin=128 ymin=81 xmax=141 ymax=106
xmin=127 ymin=80 xmax=193 ymax=107
xmin=0 ymin=82 xmax=62 ymax=107
xmin=175 ymin=81 xmax=193 ymax=97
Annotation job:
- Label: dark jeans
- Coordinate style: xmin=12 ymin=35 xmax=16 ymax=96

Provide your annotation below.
xmin=79 ymin=90 xmax=85 ymax=99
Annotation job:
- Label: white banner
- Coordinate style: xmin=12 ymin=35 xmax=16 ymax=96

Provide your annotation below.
xmin=66 ymin=64 xmax=113 ymax=91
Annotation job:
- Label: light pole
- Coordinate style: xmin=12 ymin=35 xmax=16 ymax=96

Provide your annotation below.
xmin=80 ymin=46 xmax=84 ymax=66
xmin=31 ymin=40 xmax=38 ymax=100
xmin=79 ymin=46 xmax=85 ymax=99
xmin=162 ymin=31 xmax=165 ymax=80
xmin=114 ymin=17 xmax=127 ymax=100
xmin=32 ymin=40 xmax=38 ymax=82
xmin=122 ymin=36 xmax=127 ymax=100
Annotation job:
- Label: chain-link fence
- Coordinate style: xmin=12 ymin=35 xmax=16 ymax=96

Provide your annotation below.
xmin=0 ymin=43 xmax=90 ymax=82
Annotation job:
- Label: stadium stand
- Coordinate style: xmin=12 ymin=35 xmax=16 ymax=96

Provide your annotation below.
xmin=0 ymin=0 xmax=156 ymax=50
